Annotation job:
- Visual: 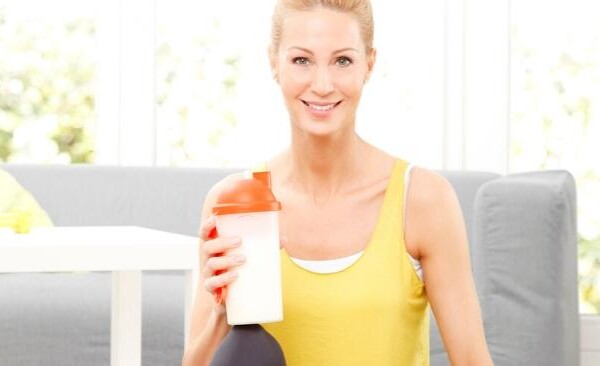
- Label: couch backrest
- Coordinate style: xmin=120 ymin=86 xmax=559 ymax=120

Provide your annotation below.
xmin=2 ymin=164 xmax=238 ymax=236
xmin=439 ymin=171 xmax=501 ymax=242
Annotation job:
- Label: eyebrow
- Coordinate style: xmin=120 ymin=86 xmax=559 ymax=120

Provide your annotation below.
xmin=287 ymin=46 xmax=359 ymax=54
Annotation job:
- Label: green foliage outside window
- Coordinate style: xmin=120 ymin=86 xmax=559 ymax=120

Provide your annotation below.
xmin=511 ymin=6 xmax=600 ymax=313
xmin=155 ymin=8 xmax=241 ymax=167
xmin=0 ymin=5 xmax=95 ymax=164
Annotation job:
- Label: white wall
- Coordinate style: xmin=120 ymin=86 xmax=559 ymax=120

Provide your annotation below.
xmin=94 ymin=0 xmax=511 ymax=172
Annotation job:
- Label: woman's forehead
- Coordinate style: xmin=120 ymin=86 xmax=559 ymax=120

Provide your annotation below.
xmin=279 ymin=8 xmax=364 ymax=52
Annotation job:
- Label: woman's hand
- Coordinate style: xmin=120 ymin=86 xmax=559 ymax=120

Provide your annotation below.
xmin=199 ymin=215 xmax=246 ymax=314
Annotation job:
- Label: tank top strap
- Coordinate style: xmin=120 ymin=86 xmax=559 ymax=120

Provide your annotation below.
xmin=252 ymin=161 xmax=268 ymax=172
xmin=379 ymin=158 xmax=409 ymax=225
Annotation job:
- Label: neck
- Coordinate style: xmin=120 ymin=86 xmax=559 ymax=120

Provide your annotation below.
xmin=281 ymin=129 xmax=372 ymax=203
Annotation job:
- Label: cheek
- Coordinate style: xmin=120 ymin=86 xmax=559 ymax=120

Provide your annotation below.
xmin=279 ymin=69 xmax=310 ymax=95
xmin=335 ymin=73 xmax=365 ymax=97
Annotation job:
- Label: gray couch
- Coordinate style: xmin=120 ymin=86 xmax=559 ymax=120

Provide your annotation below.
xmin=1 ymin=164 xmax=579 ymax=366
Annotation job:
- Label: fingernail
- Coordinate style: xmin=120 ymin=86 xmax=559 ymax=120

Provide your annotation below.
xmin=229 ymin=270 xmax=238 ymax=278
xmin=234 ymin=254 xmax=246 ymax=264
xmin=231 ymin=237 xmax=242 ymax=246
xmin=208 ymin=227 xmax=218 ymax=239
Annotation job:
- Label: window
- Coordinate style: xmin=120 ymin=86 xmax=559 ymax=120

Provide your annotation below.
xmin=510 ymin=0 xmax=600 ymax=313
xmin=155 ymin=0 xmax=446 ymax=168
xmin=0 ymin=0 xmax=95 ymax=163
xmin=155 ymin=0 xmax=286 ymax=168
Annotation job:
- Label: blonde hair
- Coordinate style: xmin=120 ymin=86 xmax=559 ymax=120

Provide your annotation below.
xmin=271 ymin=0 xmax=374 ymax=53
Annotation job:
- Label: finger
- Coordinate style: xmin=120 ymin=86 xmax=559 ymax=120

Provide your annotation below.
xmin=204 ymin=270 xmax=238 ymax=294
xmin=215 ymin=286 xmax=227 ymax=306
xmin=198 ymin=215 xmax=217 ymax=241
xmin=202 ymin=254 xmax=246 ymax=278
xmin=202 ymin=236 xmax=242 ymax=256
xmin=280 ymin=235 xmax=288 ymax=249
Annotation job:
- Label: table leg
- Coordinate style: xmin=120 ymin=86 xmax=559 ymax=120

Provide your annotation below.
xmin=111 ymin=270 xmax=142 ymax=366
xmin=184 ymin=268 xmax=199 ymax=345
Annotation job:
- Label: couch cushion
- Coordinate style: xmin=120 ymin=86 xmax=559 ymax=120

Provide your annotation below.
xmin=472 ymin=170 xmax=578 ymax=365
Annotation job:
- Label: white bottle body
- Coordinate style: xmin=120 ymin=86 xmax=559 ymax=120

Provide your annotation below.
xmin=215 ymin=210 xmax=282 ymax=325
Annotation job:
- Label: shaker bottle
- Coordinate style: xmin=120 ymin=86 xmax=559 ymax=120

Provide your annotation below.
xmin=212 ymin=171 xmax=283 ymax=325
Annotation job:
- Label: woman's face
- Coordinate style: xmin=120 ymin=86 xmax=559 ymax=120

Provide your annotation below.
xmin=271 ymin=8 xmax=375 ymax=138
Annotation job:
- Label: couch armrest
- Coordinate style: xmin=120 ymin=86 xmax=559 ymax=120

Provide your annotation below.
xmin=473 ymin=170 xmax=579 ymax=366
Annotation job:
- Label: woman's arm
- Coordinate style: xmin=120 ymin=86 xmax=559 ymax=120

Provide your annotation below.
xmin=182 ymin=174 xmax=243 ymax=366
xmin=406 ymin=167 xmax=493 ymax=365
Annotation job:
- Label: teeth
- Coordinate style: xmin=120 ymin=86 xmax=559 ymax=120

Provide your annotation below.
xmin=307 ymin=103 xmax=336 ymax=111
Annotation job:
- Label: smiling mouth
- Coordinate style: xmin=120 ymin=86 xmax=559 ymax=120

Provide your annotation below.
xmin=301 ymin=100 xmax=342 ymax=112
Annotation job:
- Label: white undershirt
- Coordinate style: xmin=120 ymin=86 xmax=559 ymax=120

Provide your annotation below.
xmin=289 ymin=164 xmax=423 ymax=280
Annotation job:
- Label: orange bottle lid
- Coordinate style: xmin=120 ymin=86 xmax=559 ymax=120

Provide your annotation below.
xmin=212 ymin=171 xmax=281 ymax=215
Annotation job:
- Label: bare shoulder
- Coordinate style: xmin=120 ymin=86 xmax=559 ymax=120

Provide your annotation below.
xmin=200 ymin=172 xmax=245 ymax=218
xmin=408 ymin=166 xmax=456 ymax=208
xmin=405 ymin=166 xmax=465 ymax=258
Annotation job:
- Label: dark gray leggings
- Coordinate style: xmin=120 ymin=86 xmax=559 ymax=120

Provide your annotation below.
xmin=210 ymin=324 xmax=286 ymax=366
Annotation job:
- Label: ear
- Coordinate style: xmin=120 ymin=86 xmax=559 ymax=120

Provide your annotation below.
xmin=364 ymin=47 xmax=377 ymax=84
xmin=268 ymin=45 xmax=279 ymax=83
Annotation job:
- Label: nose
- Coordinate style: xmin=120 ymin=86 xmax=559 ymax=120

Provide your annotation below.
xmin=310 ymin=66 xmax=334 ymax=96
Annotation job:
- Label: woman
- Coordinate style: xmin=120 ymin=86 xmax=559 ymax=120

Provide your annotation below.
xmin=183 ymin=1 xmax=493 ymax=365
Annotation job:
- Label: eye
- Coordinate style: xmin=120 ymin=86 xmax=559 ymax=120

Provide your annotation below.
xmin=335 ymin=56 xmax=353 ymax=67
xmin=292 ymin=57 xmax=310 ymax=66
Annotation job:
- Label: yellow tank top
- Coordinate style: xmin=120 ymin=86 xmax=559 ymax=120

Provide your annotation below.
xmin=261 ymin=159 xmax=429 ymax=365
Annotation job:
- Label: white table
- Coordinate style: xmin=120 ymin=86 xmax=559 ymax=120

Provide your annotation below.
xmin=0 ymin=226 xmax=199 ymax=366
